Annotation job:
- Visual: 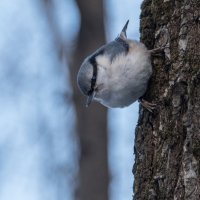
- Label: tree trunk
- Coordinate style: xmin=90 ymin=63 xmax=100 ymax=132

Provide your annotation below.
xmin=133 ymin=0 xmax=200 ymax=199
xmin=70 ymin=1 xmax=109 ymax=200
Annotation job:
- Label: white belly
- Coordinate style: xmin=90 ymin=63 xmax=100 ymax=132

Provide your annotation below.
xmin=95 ymin=41 xmax=152 ymax=108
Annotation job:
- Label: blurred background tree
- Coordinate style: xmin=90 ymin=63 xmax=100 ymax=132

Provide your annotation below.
xmin=70 ymin=0 xmax=109 ymax=200
xmin=40 ymin=0 xmax=109 ymax=198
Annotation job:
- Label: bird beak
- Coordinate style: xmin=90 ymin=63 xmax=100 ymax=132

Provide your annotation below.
xmin=120 ymin=20 xmax=129 ymax=39
xmin=86 ymin=90 xmax=96 ymax=107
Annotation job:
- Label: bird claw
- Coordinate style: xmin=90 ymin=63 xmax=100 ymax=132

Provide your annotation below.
xmin=149 ymin=39 xmax=169 ymax=56
xmin=140 ymin=99 xmax=156 ymax=112
xmin=149 ymin=46 xmax=165 ymax=56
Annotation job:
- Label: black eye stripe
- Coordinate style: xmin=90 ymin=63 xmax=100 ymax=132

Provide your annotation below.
xmin=87 ymin=49 xmax=104 ymax=96
xmin=87 ymin=60 xmax=97 ymax=96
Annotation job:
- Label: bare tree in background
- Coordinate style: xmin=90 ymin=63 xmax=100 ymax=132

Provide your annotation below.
xmin=133 ymin=0 xmax=200 ymax=199
xmin=70 ymin=1 xmax=109 ymax=200
xmin=38 ymin=0 xmax=109 ymax=199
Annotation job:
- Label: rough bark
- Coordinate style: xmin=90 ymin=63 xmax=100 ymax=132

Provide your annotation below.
xmin=133 ymin=0 xmax=200 ymax=199
xmin=70 ymin=1 xmax=109 ymax=200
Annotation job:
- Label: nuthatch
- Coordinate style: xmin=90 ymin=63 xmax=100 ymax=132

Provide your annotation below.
xmin=77 ymin=20 xmax=159 ymax=111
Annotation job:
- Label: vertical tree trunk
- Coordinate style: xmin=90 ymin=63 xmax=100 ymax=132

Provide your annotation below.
xmin=133 ymin=0 xmax=200 ymax=199
xmin=70 ymin=1 xmax=109 ymax=200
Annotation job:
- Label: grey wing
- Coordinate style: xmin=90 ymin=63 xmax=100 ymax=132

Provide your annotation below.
xmin=91 ymin=37 xmax=129 ymax=62
xmin=103 ymin=38 xmax=129 ymax=61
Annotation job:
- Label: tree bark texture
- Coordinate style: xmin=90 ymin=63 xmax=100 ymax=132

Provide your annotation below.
xmin=70 ymin=1 xmax=109 ymax=200
xmin=133 ymin=0 xmax=200 ymax=199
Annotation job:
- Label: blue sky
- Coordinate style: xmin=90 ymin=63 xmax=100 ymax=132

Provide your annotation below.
xmin=0 ymin=0 xmax=142 ymax=199
xmin=105 ymin=0 xmax=141 ymax=199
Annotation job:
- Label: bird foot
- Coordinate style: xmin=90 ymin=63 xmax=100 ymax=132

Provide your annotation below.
xmin=140 ymin=99 xmax=156 ymax=112
xmin=149 ymin=46 xmax=165 ymax=56
xmin=149 ymin=34 xmax=169 ymax=56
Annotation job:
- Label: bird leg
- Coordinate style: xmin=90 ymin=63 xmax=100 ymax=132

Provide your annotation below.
xmin=139 ymin=98 xmax=156 ymax=112
xmin=149 ymin=46 xmax=165 ymax=56
xmin=149 ymin=37 xmax=169 ymax=56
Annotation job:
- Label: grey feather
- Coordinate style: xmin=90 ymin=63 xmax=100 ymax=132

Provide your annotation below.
xmin=77 ymin=20 xmax=152 ymax=108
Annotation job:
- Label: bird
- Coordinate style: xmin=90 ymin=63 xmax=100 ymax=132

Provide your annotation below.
xmin=77 ymin=20 xmax=158 ymax=111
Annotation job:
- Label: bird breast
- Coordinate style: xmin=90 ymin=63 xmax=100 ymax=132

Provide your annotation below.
xmin=95 ymin=41 xmax=152 ymax=108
